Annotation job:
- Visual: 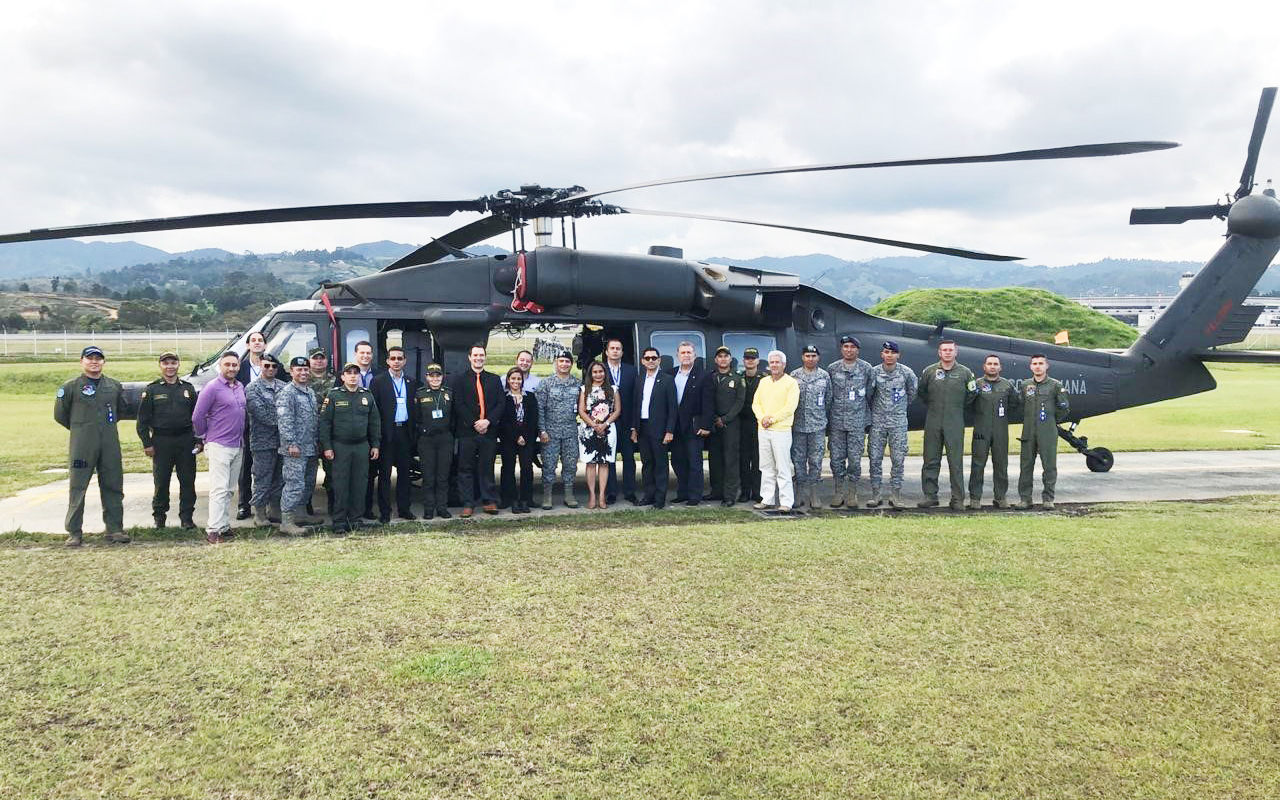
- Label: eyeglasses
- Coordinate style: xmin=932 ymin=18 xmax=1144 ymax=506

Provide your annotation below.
xmin=388 ymin=355 xmax=405 ymax=362
xmin=262 ymin=363 xmax=278 ymax=369
xmin=642 ymin=355 xmax=659 ymax=360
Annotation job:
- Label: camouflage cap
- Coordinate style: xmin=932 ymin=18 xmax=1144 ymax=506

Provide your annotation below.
xmin=308 ymin=347 xmax=327 ymax=359
xmin=157 ymin=351 xmax=179 ymax=362
xmin=425 ymin=363 xmax=444 ymax=375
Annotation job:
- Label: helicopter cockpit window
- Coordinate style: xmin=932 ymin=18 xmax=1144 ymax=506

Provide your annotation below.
xmin=265 ymin=321 xmax=319 ymax=365
xmin=649 ymin=331 xmax=705 ymax=361
xmin=344 ymin=328 xmax=372 ymax=366
xmin=722 ymin=333 xmax=776 ymax=367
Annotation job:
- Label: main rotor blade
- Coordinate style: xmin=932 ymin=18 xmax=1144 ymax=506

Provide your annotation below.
xmin=566 ymin=141 xmax=1180 ymax=203
xmin=1235 ymin=86 xmax=1276 ymax=200
xmin=381 ymin=214 xmax=518 ymax=271
xmin=1129 ymin=204 xmax=1228 ymax=225
xmin=0 ymin=200 xmax=489 ymax=244
xmin=619 ymin=207 xmax=1021 ymax=261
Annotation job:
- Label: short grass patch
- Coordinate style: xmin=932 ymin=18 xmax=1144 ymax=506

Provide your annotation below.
xmin=2 ymin=498 xmax=1278 ymax=798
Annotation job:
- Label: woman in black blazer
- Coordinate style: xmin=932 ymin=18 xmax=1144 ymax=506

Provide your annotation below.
xmin=498 ymin=367 xmax=540 ymax=513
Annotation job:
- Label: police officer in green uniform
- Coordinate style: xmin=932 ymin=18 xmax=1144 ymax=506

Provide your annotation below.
xmin=1016 ymin=354 xmax=1070 ymax=511
xmin=136 ymin=351 xmax=199 ymax=529
xmin=318 ymin=363 xmax=382 ymax=534
xmin=737 ymin=348 xmax=763 ymax=502
xmin=308 ymin=347 xmax=337 ymax=516
xmin=917 ymin=339 xmax=977 ymax=510
xmin=967 ymin=354 xmax=1020 ymax=509
xmin=54 ymin=345 xmax=129 ymax=546
xmin=414 ymin=363 xmax=454 ymax=519
xmin=707 ymin=345 xmax=746 ymax=506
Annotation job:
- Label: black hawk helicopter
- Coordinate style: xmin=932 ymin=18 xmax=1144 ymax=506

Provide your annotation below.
xmin=4 ymin=88 xmax=1277 ymax=473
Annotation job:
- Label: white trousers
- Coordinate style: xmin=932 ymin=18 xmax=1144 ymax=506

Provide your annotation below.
xmin=205 ymin=442 xmax=243 ymax=533
xmin=759 ymin=428 xmax=794 ymax=508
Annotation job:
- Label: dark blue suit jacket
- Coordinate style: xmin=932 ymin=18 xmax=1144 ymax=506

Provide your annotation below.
xmin=666 ymin=365 xmax=713 ymax=435
xmin=370 ymin=370 xmax=419 ymax=441
xmin=605 ymin=361 xmax=638 ymax=429
xmin=631 ymin=370 xmax=678 ymax=439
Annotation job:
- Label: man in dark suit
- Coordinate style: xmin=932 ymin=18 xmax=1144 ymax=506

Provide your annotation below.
xmin=450 ymin=343 xmax=504 ymax=517
xmin=631 ymin=346 xmax=677 ymax=508
xmin=666 ymin=341 xmax=714 ymax=506
xmin=603 ymin=338 xmax=639 ymax=505
xmin=370 ymin=346 xmax=419 ymax=522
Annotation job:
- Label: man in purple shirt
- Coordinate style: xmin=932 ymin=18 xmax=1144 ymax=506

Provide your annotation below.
xmin=193 ymin=351 xmax=247 ymax=543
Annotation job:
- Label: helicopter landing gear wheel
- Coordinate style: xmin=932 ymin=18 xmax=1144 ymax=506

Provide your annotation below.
xmin=1084 ymin=447 xmax=1114 ymax=473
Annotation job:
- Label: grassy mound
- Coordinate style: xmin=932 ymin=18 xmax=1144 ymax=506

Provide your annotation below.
xmin=869 ymin=287 xmax=1138 ymax=349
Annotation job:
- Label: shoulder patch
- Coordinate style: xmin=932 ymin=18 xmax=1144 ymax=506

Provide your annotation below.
xmin=141 ymin=390 xmax=148 ymax=399
xmin=56 ymin=387 xmax=65 ymax=398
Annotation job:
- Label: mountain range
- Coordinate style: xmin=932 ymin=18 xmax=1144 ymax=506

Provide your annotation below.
xmin=2 ymin=238 xmax=1276 ymax=306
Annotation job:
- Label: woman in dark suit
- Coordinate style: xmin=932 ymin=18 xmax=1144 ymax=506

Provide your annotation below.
xmin=498 ymin=367 xmax=540 ymax=513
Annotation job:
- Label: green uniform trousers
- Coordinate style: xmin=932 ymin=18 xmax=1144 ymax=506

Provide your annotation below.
xmin=151 ymin=431 xmax=197 ymax=522
xmin=330 ymin=441 xmax=371 ymax=525
xmin=1019 ymin=424 xmax=1059 ymax=503
xmin=418 ymin=431 xmax=454 ymax=510
xmin=968 ymin=426 xmax=1009 ymax=504
xmin=921 ymin=423 xmax=966 ymax=501
xmin=67 ymin=433 xmax=124 ymax=534
xmin=707 ymin=418 xmax=741 ymax=501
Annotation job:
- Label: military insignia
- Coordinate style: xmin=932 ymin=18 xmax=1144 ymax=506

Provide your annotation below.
xmin=967 ymin=380 xmax=977 ymax=391
xmin=81 ymin=384 xmax=96 ymax=397
xmin=981 ymin=383 xmax=991 ymax=392
xmin=1025 ymin=385 xmax=1036 ymax=396
xmin=934 ymin=370 xmax=944 ymax=380
xmin=141 ymin=390 xmax=148 ymax=399
xmin=56 ymin=387 xmax=65 ymax=398
xmin=728 ymin=380 xmax=735 ymax=388
xmin=361 ymin=397 xmax=368 ymax=405
xmin=184 ymin=390 xmax=191 ymax=399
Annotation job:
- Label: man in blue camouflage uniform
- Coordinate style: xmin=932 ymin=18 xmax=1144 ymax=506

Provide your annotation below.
xmin=790 ymin=344 xmax=831 ymax=510
xmin=536 ymin=351 xmax=582 ymax=509
xmin=827 ymin=335 xmax=874 ymax=508
xmin=1016 ymin=354 xmax=1071 ymax=511
xmin=275 ymin=356 xmax=322 ymax=535
xmin=866 ymin=341 xmax=918 ymax=509
xmin=245 ymin=353 xmax=286 ymax=526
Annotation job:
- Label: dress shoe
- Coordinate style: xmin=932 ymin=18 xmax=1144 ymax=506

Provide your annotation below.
xmin=400 ymin=511 xmax=417 ymax=521
xmin=235 ymin=508 xmax=251 ymax=521
xmin=685 ymin=499 xmax=700 ymax=507
xmin=653 ymin=500 xmax=666 ymax=509
xmin=637 ymin=496 xmax=654 ymax=506
xmin=423 ymin=508 xmax=435 ymax=520
xmin=625 ymin=494 xmax=639 ymax=505
xmin=720 ymin=499 xmax=735 ymax=507
xmin=737 ymin=492 xmax=752 ymax=503
xmin=220 ymin=529 xmax=236 ymax=541
xmin=606 ymin=494 xmax=617 ymax=505
xmin=180 ymin=517 xmax=196 ymax=530
xmin=206 ymin=531 xmax=224 ymax=544
xmin=361 ymin=511 xmax=377 ymax=521
xmin=482 ymin=504 xmax=498 ymax=514
xmin=460 ymin=507 xmax=474 ymax=518
xmin=436 ymin=508 xmax=452 ymax=519
xmin=153 ymin=515 xmax=166 ymax=529
xmin=380 ymin=514 xmax=391 ymax=524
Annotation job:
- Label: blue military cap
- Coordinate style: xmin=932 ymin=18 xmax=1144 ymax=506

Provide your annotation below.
xmin=881 ymin=340 xmax=900 ymax=353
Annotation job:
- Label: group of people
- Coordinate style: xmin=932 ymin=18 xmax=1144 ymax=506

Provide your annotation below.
xmin=54 ymin=333 xmax=1069 ymax=546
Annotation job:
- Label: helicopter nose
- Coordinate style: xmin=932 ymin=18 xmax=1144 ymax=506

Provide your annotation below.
xmin=1227 ymin=191 xmax=1280 ymax=239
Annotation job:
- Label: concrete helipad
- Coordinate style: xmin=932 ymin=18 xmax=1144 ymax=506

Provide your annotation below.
xmin=2 ymin=450 xmax=1278 ymax=535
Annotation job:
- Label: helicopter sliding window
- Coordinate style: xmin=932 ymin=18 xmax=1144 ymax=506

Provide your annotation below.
xmin=649 ymin=331 xmax=705 ymax=360
xmin=722 ymin=332 xmax=776 ymax=366
xmin=344 ymin=327 xmax=372 ymax=366
xmin=265 ymin=321 xmax=319 ymax=365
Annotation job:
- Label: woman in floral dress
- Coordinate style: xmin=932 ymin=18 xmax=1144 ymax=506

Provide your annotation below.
xmin=577 ymin=360 xmax=621 ymax=509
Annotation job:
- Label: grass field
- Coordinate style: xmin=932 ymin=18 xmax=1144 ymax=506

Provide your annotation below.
xmin=2 ymin=498 xmax=1278 ymax=798
xmin=3 ymin=362 xmax=1278 ymax=499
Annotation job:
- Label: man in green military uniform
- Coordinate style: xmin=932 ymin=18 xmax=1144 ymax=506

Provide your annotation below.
xmin=414 ymin=363 xmax=453 ymax=519
xmin=707 ymin=345 xmax=746 ymax=506
xmin=318 ymin=363 xmax=382 ymax=534
xmin=918 ymin=339 xmax=977 ymax=510
xmin=1016 ymin=354 xmax=1071 ymax=511
xmin=967 ymin=354 xmax=1020 ymax=509
xmin=308 ymin=346 xmax=337 ymax=516
xmin=54 ymin=345 xmax=129 ymax=546
xmin=136 ymin=351 xmax=200 ymax=529
xmin=737 ymin=347 xmax=763 ymax=502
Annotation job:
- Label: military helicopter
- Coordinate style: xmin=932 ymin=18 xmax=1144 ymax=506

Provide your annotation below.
xmin=3 ymin=88 xmax=1277 ymax=473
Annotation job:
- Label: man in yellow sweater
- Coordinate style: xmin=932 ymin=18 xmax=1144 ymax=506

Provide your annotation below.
xmin=751 ymin=350 xmax=800 ymax=512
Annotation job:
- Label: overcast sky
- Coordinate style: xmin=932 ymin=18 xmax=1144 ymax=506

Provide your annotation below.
xmin=2 ymin=0 xmax=1277 ymax=268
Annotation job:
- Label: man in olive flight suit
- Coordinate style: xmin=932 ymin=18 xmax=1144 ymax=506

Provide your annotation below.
xmin=917 ymin=339 xmax=977 ymax=510
xmin=136 ymin=351 xmax=199 ymax=530
xmin=967 ymin=354 xmax=1020 ymax=509
xmin=415 ymin=363 xmax=453 ymax=520
xmin=54 ymin=345 xmax=129 ymax=546
xmin=706 ymin=345 xmax=746 ymax=507
xmin=319 ymin=362 xmax=381 ymax=534
xmin=1016 ymin=354 xmax=1071 ymax=511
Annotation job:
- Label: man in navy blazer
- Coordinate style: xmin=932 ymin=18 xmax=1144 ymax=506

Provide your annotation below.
xmin=631 ymin=346 xmax=678 ymax=508
xmin=450 ymin=344 xmax=505 ymax=516
xmin=666 ymin=341 xmax=714 ymax=505
xmin=603 ymin=338 xmax=639 ymax=505
xmin=369 ymin=346 xmax=419 ymax=521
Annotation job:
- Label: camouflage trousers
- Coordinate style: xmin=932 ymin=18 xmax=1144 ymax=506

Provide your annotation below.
xmin=828 ymin=427 xmax=866 ymax=482
xmin=868 ymin=423 xmax=908 ymax=491
xmin=541 ymin=433 xmax=579 ymax=487
xmin=790 ymin=430 xmax=825 ymax=487
xmin=249 ymin=448 xmax=283 ymax=508
xmin=281 ymin=454 xmax=318 ymax=513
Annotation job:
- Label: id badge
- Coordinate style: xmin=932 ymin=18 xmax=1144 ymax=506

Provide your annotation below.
xmin=892 ymin=388 xmax=902 ymax=404
xmin=432 ymin=409 xmax=443 ymax=419
xmin=1039 ymin=406 xmax=1047 ymax=422
xmin=997 ymin=404 xmax=1005 ymax=418
xmin=849 ymin=389 xmax=857 ymax=401
xmin=816 ymin=394 xmax=824 ymax=408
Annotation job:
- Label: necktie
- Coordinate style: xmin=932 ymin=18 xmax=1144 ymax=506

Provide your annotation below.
xmin=476 ymin=372 xmax=486 ymax=421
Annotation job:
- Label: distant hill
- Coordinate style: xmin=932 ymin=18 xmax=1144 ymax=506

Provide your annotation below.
xmin=869 ymin=288 xmax=1139 ymax=349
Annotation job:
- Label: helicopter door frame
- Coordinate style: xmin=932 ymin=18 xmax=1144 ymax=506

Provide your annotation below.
xmin=639 ymin=322 xmax=714 ymax=373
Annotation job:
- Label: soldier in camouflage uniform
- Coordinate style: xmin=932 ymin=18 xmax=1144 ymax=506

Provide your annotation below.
xmin=866 ymin=341 xmax=918 ymax=509
xmin=789 ymin=344 xmax=831 ymax=510
xmin=136 ymin=351 xmax=199 ymax=530
xmin=536 ymin=351 xmax=582 ymax=509
xmin=308 ymin=347 xmax=337 ymax=516
xmin=319 ymin=363 xmax=382 ymax=534
xmin=55 ymin=345 xmax=129 ymax=546
xmin=245 ymin=353 xmax=286 ymax=526
xmin=917 ymin=339 xmax=977 ymax=510
xmin=707 ymin=345 xmax=745 ymax=506
xmin=275 ymin=356 xmax=323 ymax=534
xmin=1016 ymin=354 xmax=1071 ymax=511
xmin=827 ymin=335 xmax=874 ymax=508
xmin=968 ymin=355 xmax=1020 ymax=509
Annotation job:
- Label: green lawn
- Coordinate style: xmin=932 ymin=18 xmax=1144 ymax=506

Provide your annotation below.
xmin=3 ymin=499 xmax=1278 ymax=798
